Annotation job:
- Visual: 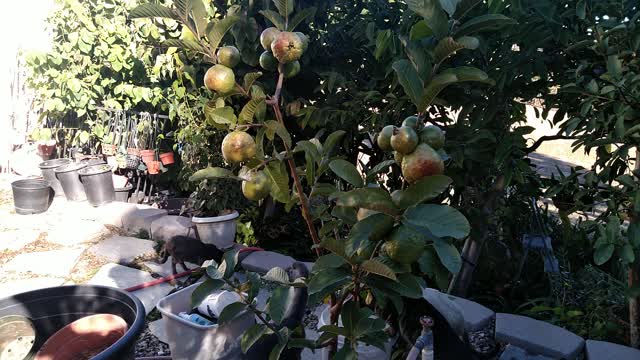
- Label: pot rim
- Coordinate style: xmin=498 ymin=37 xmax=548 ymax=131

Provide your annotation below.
xmin=11 ymin=179 xmax=51 ymax=190
xmin=54 ymin=162 xmax=87 ymax=173
xmin=78 ymin=164 xmax=113 ymax=176
xmin=191 ymin=210 xmax=239 ymax=223
xmin=115 ymin=185 xmax=133 ymax=191
xmin=38 ymin=158 xmax=72 ymax=169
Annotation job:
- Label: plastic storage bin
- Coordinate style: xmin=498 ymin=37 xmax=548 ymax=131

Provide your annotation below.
xmin=156 ymin=282 xmax=254 ymax=360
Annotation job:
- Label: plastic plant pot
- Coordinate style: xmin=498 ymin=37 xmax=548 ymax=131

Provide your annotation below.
xmin=54 ymin=162 xmax=87 ymax=202
xmin=140 ymin=150 xmax=155 ymax=164
xmin=126 ymin=148 xmax=140 ymax=156
xmin=114 ymin=185 xmax=133 ymax=202
xmin=80 ymin=156 xmax=106 ymax=167
xmin=11 ymin=179 xmax=53 ymax=215
xmin=78 ymin=164 xmax=115 ymax=207
xmin=192 ymin=211 xmax=239 ymax=249
xmin=159 ymin=152 xmax=175 ymax=165
xmin=0 ymin=285 xmax=145 ymax=360
xmin=102 ymin=144 xmax=117 ymax=156
xmin=38 ymin=158 xmax=72 ymax=196
xmin=147 ymin=161 xmax=161 ymax=175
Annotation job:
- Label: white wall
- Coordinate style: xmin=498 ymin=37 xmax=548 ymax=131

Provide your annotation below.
xmin=0 ymin=0 xmax=55 ymax=171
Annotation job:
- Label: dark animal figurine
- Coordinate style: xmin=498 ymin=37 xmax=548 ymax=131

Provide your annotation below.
xmin=157 ymin=235 xmax=224 ymax=274
xmin=244 ymin=262 xmax=309 ymax=360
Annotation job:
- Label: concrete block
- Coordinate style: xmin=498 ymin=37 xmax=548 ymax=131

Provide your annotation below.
xmin=88 ymin=263 xmax=173 ymax=314
xmin=150 ymin=215 xmax=196 ymax=242
xmin=240 ymin=250 xmax=295 ymax=274
xmin=89 ymin=236 xmax=156 ymax=264
xmin=449 ymin=295 xmax=496 ymax=332
xmin=495 ymin=313 xmax=585 ymax=359
xmin=2 ymin=249 xmax=84 ymax=277
xmin=123 ymin=208 xmax=168 ymax=235
xmin=585 ymin=339 xmax=640 ymax=360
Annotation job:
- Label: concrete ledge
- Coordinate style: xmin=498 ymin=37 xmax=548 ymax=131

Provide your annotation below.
xmin=449 ymin=296 xmax=496 ymax=332
xmin=495 ymin=313 xmax=585 ymax=359
xmin=585 ymin=340 xmax=640 ymax=360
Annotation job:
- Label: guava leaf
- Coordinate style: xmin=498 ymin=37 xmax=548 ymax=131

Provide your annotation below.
xmin=268 ymin=286 xmax=295 ymax=325
xmin=366 ymin=160 xmax=396 ymax=180
xmin=594 ymin=243 xmax=615 ymax=265
xmin=410 ymin=20 xmax=433 ymax=40
xmin=334 ymin=188 xmax=399 ymax=215
xmin=163 ymin=39 xmax=207 ymax=54
xmin=206 ymin=16 xmax=240 ymax=52
xmin=259 ymin=10 xmax=285 ymax=30
xmin=395 ymin=175 xmax=452 ymax=209
xmin=191 ymin=278 xmax=224 ymax=307
xmin=453 ymin=14 xmax=517 ymax=37
xmin=263 ymin=267 xmax=290 ymax=284
xmin=329 ymin=159 xmax=364 ymax=187
xmin=189 ymin=167 xmax=240 ymax=182
xmin=361 ymin=259 xmax=397 ymax=280
xmin=239 ymin=98 xmax=265 ymax=124
xmin=218 ymin=302 xmax=247 ymax=325
xmin=439 ymin=0 xmax=461 ymax=16
xmin=403 ymin=204 xmax=470 ymax=239
xmin=433 ymin=238 xmax=462 ymax=273
xmin=272 ymin=0 xmax=294 ymax=17
xmin=188 ymin=0 xmax=208 ymax=38
xmin=392 ymin=59 xmax=424 ymax=108
xmin=205 ymin=105 xmax=237 ymax=126
xmin=287 ymin=7 xmax=316 ymax=31
xmin=241 ymin=324 xmax=268 ymax=353
xmin=323 ymin=130 xmax=346 ymax=156
xmin=313 ymin=254 xmax=347 ymax=273
xmin=265 ymin=161 xmax=290 ymax=203
xmin=440 ymin=66 xmax=493 ymax=84
xmin=406 ymin=0 xmax=448 ymax=37
xmin=434 ymin=37 xmax=477 ymax=64
xmin=418 ymin=72 xmax=458 ymax=111
xmin=307 ymin=267 xmax=351 ymax=296
xmin=129 ymin=4 xmax=177 ymax=19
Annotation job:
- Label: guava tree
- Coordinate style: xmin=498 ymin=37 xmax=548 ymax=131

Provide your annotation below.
xmin=131 ymin=0 xmax=511 ymax=356
xmin=542 ymin=0 xmax=640 ymax=347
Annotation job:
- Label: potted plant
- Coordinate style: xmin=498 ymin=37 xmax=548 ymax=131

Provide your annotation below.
xmin=31 ymin=128 xmax=57 ymax=160
xmin=186 ymin=177 xmax=247 ymax=249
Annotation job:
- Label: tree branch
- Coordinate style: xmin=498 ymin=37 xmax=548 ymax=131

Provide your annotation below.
xmin=526 ymin=134 xmax=579 ymax=153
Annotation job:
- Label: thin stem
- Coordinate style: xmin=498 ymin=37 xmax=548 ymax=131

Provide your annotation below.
xmin=269 ymin=71 xmax=322 ymax=256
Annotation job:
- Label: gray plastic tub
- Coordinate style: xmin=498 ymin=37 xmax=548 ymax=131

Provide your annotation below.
xmin=39 ymin=158 xmax=72 ymax=196
xmin=55 ymin=162 xmax=87 ymax=201
xmin=156 ymin=282 xmax=254 ymax=360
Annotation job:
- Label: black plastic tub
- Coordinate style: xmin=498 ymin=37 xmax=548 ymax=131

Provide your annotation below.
xmin=54 ymin=162 xmax=87 ymax=202
xmin=38 ymin=158 xmax=72 ymax=197
xmin=114 ymin=184 xmax=133 ymax=202
xmin=78 ymin=164 xmax=115 ymax=207
xmin=11 ymin=179 xmax=53 ymax=215
xmin=0 ymin=285 xmax=145 ymax=360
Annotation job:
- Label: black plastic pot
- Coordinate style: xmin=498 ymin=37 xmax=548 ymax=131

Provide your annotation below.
xmin=11 ymin=179 xmax=53 ymax=215
xmin=54 ymin=162 xmax=87 ymax=202
xmin=114 ymin=184 xmax=133 ymax=202
xmin=38 ymin=158 xmax=72 ymax=197
xmin=78 ymin=164 xmax=115 ymax=207
xmin=0 ymin=285 xmax=145 ymax=360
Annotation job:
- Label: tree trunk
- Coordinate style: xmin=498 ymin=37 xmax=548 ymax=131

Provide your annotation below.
xmin=448 ymin=176 xmax=505 ymax=297
xmin=630 ymin=153 xmax=640 ymax=348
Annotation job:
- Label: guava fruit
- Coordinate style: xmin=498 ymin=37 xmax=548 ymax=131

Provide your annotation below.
xmin=217 ymin=46 xmax=241 ymax=68
xmin=401 ymin=143 xmax=444 ymax=183
xmin=376 ymin=125 xmax=395 ymax=151
xmin=295 ymin=32 xmax=309 ymax=52
xmin=357 ymin=208 xmax=379 ymax=221
xmin=242 ymin=170 xmax=270 ymax=201
xmin=419 ymin=125 xmax=445 ymax=149
xmin=260 ymin=27 xmax=281 ymax=50
xmin=221 ymin=131 xmax=256 ymax=164
xmin=204 ymin=65 xmax=236 ymax=94
xmin=402 ymin=115 xmax=420 ymax=129
xmin=390 ymin=126 xmax=419 ymax=155
xmin=394 ymin=151 xmax=404 ymax=164
xmin=259 ymin=51 xmax=278 ymax=71
xmin=271 ymin=31 xmax=304 ymax=63
xmin=282 ymin=60 xmax=300 ymax=78
xmin=382 ymin=225 xmax=425 ymax=264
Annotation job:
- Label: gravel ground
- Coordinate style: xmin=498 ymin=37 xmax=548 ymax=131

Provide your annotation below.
xmin=135 ymin=323 xmax=171 ymax=358
xmin=467 ymin=319 xmax=497 ymax=357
